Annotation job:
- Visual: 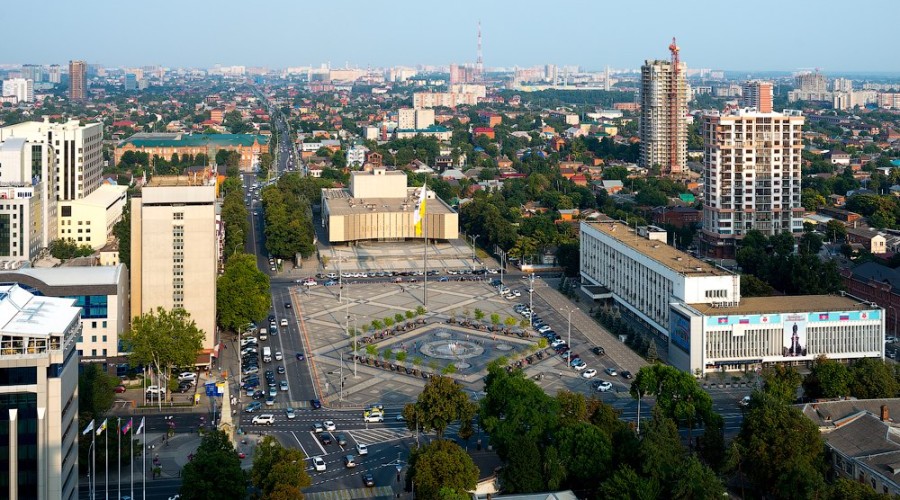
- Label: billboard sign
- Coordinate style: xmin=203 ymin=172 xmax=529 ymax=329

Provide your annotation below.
xmin=782 ymin=313 xmax=808 ymax=357
xmin=670 ymin=310 xmax=691 ymax=353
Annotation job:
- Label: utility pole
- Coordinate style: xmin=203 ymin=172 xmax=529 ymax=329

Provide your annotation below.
xmin=529 ymin=273 xmax=535 ymax=328
xmin=567 ymin=309 xmax=573 ymax=368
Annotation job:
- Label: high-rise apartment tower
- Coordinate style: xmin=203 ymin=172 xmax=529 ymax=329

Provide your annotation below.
xmin=639 ymin=40 xmax=688 ymax=176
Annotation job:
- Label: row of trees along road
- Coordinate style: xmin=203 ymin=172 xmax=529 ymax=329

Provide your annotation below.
xmin=260 ymin=173 xmax=333 ymax=260
xmin=216 ymin=166 xmax=271 ymax=333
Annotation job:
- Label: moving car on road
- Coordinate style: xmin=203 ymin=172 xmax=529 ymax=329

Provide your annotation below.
xmin=251 ymin=414 xmax=274 ymax=425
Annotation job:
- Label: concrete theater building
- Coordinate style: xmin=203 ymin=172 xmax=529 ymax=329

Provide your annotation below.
xmin=321 ymin=168 xmax=458 ymax=243
xmin=580 ymin=220 xmax=884 ymax=374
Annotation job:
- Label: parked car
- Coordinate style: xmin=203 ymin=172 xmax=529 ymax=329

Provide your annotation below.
xmin=336 ymin=433 xmax=348 ymax=446
xmin=591 ymin=346 xmax=606 ymax=356
xmin=319 ymin=433 xmax=333 ymax=445
xmin=244 ymin=401 xmax=262 ymax=413
xmin=177 ymin=372 xmax=196 ymax=383
xmin=312 ymin=422 xmax=324 ymax=432
xmin=604 ymin=367 xmax=618 ymax=377
xmin=596 ymin=381 xmax=613 ymax=392
xmin=620 ymin=370 xmax=633 ymax=379
xmin=582 ymin=368 xmax=598 ymax=379
xmin=280 ymin=380 xmax=289 ymax=391
xmin=114 ymin=385 xmax=127 ymax=394
xmin=277 ymin=365 xmax=285 ymax=374
xmin=312 ymin=456 xmax=326 ymax=472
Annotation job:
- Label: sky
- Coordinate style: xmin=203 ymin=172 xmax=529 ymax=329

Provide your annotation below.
xmin=3 ymin=0 xmax=897 ymax=73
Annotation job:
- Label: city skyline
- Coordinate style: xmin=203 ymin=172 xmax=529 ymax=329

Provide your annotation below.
xmin=3 ymin=0 xmax=898 ymax=73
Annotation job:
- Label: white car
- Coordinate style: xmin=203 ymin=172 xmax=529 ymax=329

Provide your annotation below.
xmin=241 ymin=337 xmax=258 ymax=347
xmin=364 ymin=413 xmax=384 ymax=423
xmin=280 ymin=318 xmax=288 ymax=327
xmin=251 ymin=414 xmax=274 ymax=425
xmin=582 ymin=369 xmax=598 ymax=379
xmin=177 ymin=372 xmax=196 ymax=382
xmin=285 ymin=407 xmax=296 ymax=419
xmin=356 ymin=443 xmax=368 ymax=455
xmin=512 ymin=290 xmax=521 ymax=297
xmin=551 ymin=339 xmax=566 ymax=347
xmin=312 ymin=456 xmax=326 ymax=472
xmin=573 ymin=362 xmax=588 ymax=371
xmin=302 ymin=279 xmax=317 ymax=287
xmin=538 ymin=325 xmax=552 ymax=333
xmin=326 ymin=273 xmax=338 ymax=279
xmin=596 ymin=381 xmax=613 ymax=392
xmin=145 ymin=385 xmax=167 ymax=395
xmin=275 ymin=351 xmax=283 ymax=361
xmin=324 ymin=420 xmax=336 ymax=431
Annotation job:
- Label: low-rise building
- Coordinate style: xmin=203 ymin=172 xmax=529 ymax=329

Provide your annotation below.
xmin=846 ymin=227 xmax=887 ymax=254
xmin=321 ymin=168 xmax=458 ymax=243
xmin=57 ymin=184 xmax=128 ymax=250
xmin=115 ymin=132 xmax=269 ymax=171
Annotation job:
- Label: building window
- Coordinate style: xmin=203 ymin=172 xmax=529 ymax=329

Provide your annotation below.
xmin=102 ymin=335 xmax=107 ymax=342
xmin=174 ymin=212 xmax=184 ymax=220
xmin=91 ymin=335 xmax=97 ymax=342
xmin=91 ymin=321 xmax=96 ymax=328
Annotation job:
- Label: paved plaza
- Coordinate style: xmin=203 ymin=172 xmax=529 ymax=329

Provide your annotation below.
xmin=291 ymin=279 xmax=540 ymax=408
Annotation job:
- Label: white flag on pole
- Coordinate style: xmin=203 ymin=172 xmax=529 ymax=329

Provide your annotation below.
xmin=82 ymin=419 xmax=95 ymax=435
xmin=136 ymin=417 xmax=145 ymax=435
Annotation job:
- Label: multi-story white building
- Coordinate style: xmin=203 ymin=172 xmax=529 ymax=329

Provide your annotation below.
xmin=640 ymin=58 xmax=688 ymax=175
xmin=346 ymin=144 xmax=369 ymax=167
xmin=0 ymin=118 xmax=103 ymax=201
xmin=57 ymin=184 xmax=128 ymax=250
xmin=2 ymin=78 xmax=34 ymax=103
xmin=580 ymin=221 xmax=884 ymax=374
xmin=397 ymin=108 xmax=435 ymax=131
xmin=700 ymin=108 xmax=805 ymax=257
xmin=0 ymin=284 xmax=82 ymax=500
xmin=131 ymin=176 xmax=218 ymax=348
xmin=0 ymin=135 xmax=57 ymax=262
xmin=0 ymin=264 xmax=129 ymax=362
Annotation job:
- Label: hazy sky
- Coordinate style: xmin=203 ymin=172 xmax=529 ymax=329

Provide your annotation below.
xmin=3 ymin=0 xmax=896 ymax=72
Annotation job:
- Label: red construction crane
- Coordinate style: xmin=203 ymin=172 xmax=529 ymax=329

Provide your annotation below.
xmin=668 ymin=37 xmax=681 ymax=176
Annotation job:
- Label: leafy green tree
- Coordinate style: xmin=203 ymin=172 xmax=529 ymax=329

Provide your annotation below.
xmin=824 ymin=220 xmax=847 ymax=242
xmin=731 ymin=392 xmax=826 ymax=498
xmin=217 ymin=253 xmax=271 ymax=332
xmin=409 ymin=439 xmax=479 ymax=500
xmin=761 ymin=365 xmax=803 ymax=404
xmin=630 ymin=364 xmax=714 ymax=445
xmin=113 ymin=201 xmax=131 ymax=268
xmin=849 ymin=358 xmax=899 ymax=399
xmin=179 ymin=430 xmax=246 ymax=499
xmin=671 ymin=455 xmax=726 ymax=499
xmin=599 ymin=465 xmax=660 ymax=500
xmin=803 ymin=355 xmax=852 ymax=399
xmin=78 ymin=363 xmax=119 ymax=421
xmin=407 ymin=376 xmax=476 ymax=439
xmin=120 ymin=307 xmax=204 ymax=397
xmin=827 ymin=478 xmax=892 ymax=500
xmin=250 ymin=436 xmax=311 ymax=498
xmin=48 ymin=239 xmax=95 ymax=259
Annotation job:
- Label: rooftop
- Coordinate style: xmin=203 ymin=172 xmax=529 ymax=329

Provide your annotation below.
xmin=62 ymin=184 xmax=127 ymax=209
xmin=584 ymin=221 xmax=729 ymax=277
xmin=322 ymin=187 xmax=455 ymax=217
xmin=688 ymin=294 xmax=871 ymax=316
xmin=2 ymin=265 xmax=124 ymax=288
xmin=118 ymin=132 xmax=268 ymax=148
xmin=0 ymin=285 xmax=80 ymax=337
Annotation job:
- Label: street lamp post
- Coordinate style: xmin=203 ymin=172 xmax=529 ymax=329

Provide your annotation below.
xmin=498 ymin=249 xmax=506 ymax=296
xmin=567 ymin=308 xmax=573 ymax=368
xmin=469 ymin=234 xmax=479 ymax=267
xmin=529 ymin=273 xmax=535 ymax=329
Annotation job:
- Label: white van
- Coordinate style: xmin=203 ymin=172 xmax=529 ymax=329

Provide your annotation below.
xmin=259 ymin=327 xmax=268 ymax=341
xmin=262 ymin=346 xmax=272 ymax=363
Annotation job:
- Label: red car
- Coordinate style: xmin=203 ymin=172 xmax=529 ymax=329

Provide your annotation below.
xmin=114 ymin=385 xmax=127 ymax=394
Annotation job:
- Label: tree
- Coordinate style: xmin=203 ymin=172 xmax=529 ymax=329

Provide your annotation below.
xmin=824 ymin=220 xmax=847 ymax=242
xmin=803 ymin=355 xmax=851 ymax=399
xmin=250 ymin=436 xmax=311 ymax=498
xmin=630 ymin=364 xmax=714 ymax=445
xmin=113 ymin=201 xmax=131 ymax=268
xmin=409 ymin=439 xmax=479 ymax=500
xmin=78 ymin=363 xmax=119 ymax=421
xmin=599 ymin=465 xmax=660 ymax=500
xmin=761 ymin=365 xmax=802 ymax=405
xmin=179 ymin=430 xmax=246 ymax=499
xmin=671 ymin=455 xmax=726 ymax=499
xmin=120 ymin=307 xmax=204 ymax=401
xmin=217 ymin=253 xmax=272 ymax=332
xmin=407 ymin=376 xmax=476 ymax=439
xmin=48 ymin=238 xmax=95 ymax=260
xmin=848 ymin=358 xmax=899 ymax=399
xmin=827 ymin=478 xmax=892 ymax=500
xmin=731 ymin=392 xmax=826 ymax=498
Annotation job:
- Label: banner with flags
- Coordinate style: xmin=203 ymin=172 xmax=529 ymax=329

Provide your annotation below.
xmin=121 ymin=418 xmax=133 ymax=435
xmin=96 ymin=418 xmax=108 ymax=436
xmin=82 ymin=419 xmax=95 ymax=436
xmin=413 ymin=186 xmax=427 ymax=236
xmin=136 ymin=417 xmax=144 ymax=435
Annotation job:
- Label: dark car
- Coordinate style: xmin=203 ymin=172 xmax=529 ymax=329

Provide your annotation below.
xmin=284 ymin=302 xmax=292 ymax=309
xmin=276 ymin=365 xmax=286 ymax=374
xmin=319 ymin=433 xmax=332 ymax=445
xmin=296 ymin=352 xmax=305 ymax=361
xmin=177 ymin=383 xmax=193 ymax=393
xmin=253 ymin=390 xmax=266 ymax=400
xmin=591 ymin=346 xmax=606 ymax=356
xmin=363 ymin=473 xmax=375 ymax=487
xmin=114 ymin=385 xmax=127 ymax=394
xmin=244 ymin=401 xmax=262 ymax=413
xmin=621 ymin=370 xmax=633 ymax=379
xmin=310 ymin=399 xmax=322 ymax=409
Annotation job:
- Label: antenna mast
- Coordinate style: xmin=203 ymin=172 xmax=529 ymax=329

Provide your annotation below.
xmin=476 ymin=20 xmax=483 ymax=83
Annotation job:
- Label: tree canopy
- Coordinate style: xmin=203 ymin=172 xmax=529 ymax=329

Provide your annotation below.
xmin=217 ymin=253 xmax=272 ymax=332
xmin=250 ymin=436 xmax=311 ymax=499
xmin=405 ymin=375 xmax=476 ymax=439
xmin=408 ymin=439 xmax=479 ymax=500
xmin=180 ymin=430 xmax=247 ymax=500
xmin=120 ymin=307 xmax=204 ymax=388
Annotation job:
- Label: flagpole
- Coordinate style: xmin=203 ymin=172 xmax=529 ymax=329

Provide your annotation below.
xmin=92 ymin=426 xmax=96 ymax=500
xmin=117 ymin=418 xmax=121 ymax=500
xmin=130 ymin=424 xmax=134 ymax=500
xmin=142 ymin=418 xmax=146 ymax=500
xmin=423 ymin=180 xmax=428 ymax=309
xmin=105 ymin=421 xmax=109 ymax=500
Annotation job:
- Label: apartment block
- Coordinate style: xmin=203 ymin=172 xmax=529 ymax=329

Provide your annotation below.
xmin=700 ymin=108 xmax=805 ymax=258
xmin=57 ymin=184 xmax=128 ymax=250
xmin=68 ymin=60 xmax=86 ymax=101
xmin=640 ymin=59 xmax=688 ymax=175
xmin=0 ymin=285 xmax=82 ymax=500
xmin=0 ymin=134 xmax=57 ymax=263
xmin=2 ymin=78 xmax=34 ymax=103
xmin=131 ymin=176 xmax=218 ymax=348
xmin=741 ymin=81 xmax=773 ymax=113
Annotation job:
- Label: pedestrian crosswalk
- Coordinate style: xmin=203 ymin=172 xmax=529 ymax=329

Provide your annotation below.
xmin=348 ymin=427 xmax=410 ymax=445
xmin=306 ymin=486 xmax=394 ymax=500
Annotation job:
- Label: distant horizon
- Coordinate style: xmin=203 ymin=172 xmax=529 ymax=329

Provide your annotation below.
xmin=2 ymin=0 xmax=898 ymax=73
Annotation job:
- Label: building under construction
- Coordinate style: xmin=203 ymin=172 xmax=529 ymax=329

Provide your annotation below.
xmin=639 ymin=39 xmax=688 ymax=176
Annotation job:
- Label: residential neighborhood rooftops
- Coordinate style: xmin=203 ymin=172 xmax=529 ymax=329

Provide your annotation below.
xmin=118 ymin=132 xmax=268 ymax=148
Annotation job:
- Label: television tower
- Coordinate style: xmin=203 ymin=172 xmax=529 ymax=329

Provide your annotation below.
xmin=476 ymin=20 xmax=483 ymax=82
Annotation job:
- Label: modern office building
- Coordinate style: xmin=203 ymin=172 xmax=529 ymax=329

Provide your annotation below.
xmin=57 ymin=184 xmax=128 ymax=250
xmin=580 ymin=221 xmax=884 ymax=374
xmin=1 ymin=78 xmax=34 ymax=104
xmin=68 ymin=60 xmax=86 ymax=101
xmin=131 ymin=175 xmax=218 ymax=348
xmin=321 ymin=168 xmax=458 ymax=243
xmin=115 ymin=132 xmax=269 ymax=171
xmin=0 ymin=118 xmax=104 ymax=202
xmin=124 ymin=73 xmax=138 ymax=91
xmin=0 ymin=134 xmax=57 ymax=263
xmin=740 ymin=81 xmax=773 ymax=113
xmin=0 ymin=284 xmax=82 ymax=500
xmin=640 ymin=56 xmax=688 ymax=176
xmin=699 ymin=108 xmax=805 ymax=257
xmin=0 ymin=264 xmax=129 ymax=363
